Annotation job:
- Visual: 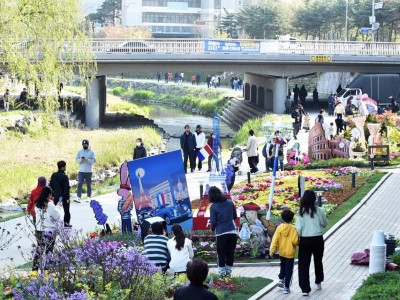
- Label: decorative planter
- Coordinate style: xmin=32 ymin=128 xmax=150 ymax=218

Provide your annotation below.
xmin=352 ymin=151 xmax=366 ymax=160
xmin=366 ymin=123 xmax=381 ymax=146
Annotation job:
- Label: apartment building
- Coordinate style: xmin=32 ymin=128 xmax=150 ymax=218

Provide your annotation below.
xmin=122 ymin=0 xmax=246 ymax=38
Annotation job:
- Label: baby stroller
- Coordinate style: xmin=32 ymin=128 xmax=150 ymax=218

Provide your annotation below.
xmin=229 ymin=147 xmax=243 ymax=175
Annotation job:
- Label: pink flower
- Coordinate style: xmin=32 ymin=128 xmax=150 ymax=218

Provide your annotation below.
xmin=236 ymin=244 xmax=241 ymax=249
xmin=200 ymin=241 xmax=209 ymax=247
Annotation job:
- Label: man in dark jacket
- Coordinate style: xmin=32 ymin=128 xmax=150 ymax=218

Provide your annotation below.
xmin=49 ymin=160 xmax=71 ymax=228
xmin=180 ymin=125 xmax=196 ymax=173
xmin=293 ymin=84 xmax=300 ymax=103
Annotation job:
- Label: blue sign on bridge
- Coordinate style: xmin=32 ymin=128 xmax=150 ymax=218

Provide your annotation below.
xmin=204 ymin=40 xmax=260 ymax=53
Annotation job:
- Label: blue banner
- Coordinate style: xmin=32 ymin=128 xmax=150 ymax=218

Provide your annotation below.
xmin=127 ymin=150 xmax=193 ymax=232
xmin=205 ymin=40 xmax=260 ymax=53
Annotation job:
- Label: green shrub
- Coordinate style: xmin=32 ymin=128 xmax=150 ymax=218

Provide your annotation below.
xmin=392 ymin=252 xmax=400 ymax=265
xmin=130 ymin=90 xmax=156 ymax=100
xmin=112 ymin=87 xmax=127 ymax=96
xmin=285 ymin=158 xmax=369 ymax=170
xmin=352 ymin=272 xmax=400 ymax=300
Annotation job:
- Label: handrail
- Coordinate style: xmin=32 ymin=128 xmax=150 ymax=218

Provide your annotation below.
xmin=3 ymin=38 xmax=400 ymax=56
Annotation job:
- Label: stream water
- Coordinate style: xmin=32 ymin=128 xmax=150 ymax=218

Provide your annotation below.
xmin=137 ymin=103 xmax=236 ymax=151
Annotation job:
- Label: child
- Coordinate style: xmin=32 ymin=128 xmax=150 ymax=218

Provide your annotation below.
xmin=329 ymin=122 xmax=334 ymax=140
xmin=117 ymin=189 xmax=133 ymax=233
xmin=303 ymin=112 xmax=310 ymax=132
xmin=269 ymin=209 xmax=299 ymax=294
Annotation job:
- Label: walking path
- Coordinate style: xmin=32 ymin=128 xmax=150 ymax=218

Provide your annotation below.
xmin=231 ymin=173 xmax=400 ymax=300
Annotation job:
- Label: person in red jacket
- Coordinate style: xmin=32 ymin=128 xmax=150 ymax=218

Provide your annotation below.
xmin=27 ymin=176 xmax=47 ymax=224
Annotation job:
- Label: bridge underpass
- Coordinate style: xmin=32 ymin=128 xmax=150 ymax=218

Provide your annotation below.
xmin=83 ymin=39 xmax=400 ymax=128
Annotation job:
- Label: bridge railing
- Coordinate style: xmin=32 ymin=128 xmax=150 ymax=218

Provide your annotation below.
xmin=91 ymin=38 xmax=400 ymax=56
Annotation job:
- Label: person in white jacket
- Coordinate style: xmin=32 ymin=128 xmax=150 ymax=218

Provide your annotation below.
xmin=33 ymin=186 xmax=61 ymax=271
xmin=167 ymin=224 xmax=194 ymax=274
xmin=194 ymin=125 xmax=206 ymax=171
xmin=75 ymin=139 xmax=96 ymax=203
xmin=246 ymin=129 xmax=259 ymax=173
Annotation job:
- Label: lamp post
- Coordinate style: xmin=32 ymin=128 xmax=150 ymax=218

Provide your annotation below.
xmin=370 ymin=153 xmax=375 ymax=170
xmin=262 ymin=122 xmax=293 ymax=220
xmin=345 ymin=0 xmax=349 ymax=41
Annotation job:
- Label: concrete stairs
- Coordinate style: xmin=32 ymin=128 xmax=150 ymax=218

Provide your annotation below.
xmin=58 ymin=96 xmax=85 ymax=128
xmin=220 ymin=99 xmax=268 ymax=131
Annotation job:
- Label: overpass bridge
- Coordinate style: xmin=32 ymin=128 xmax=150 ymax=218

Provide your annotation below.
xmin=84 ymin=39 xmax=400 ymax=128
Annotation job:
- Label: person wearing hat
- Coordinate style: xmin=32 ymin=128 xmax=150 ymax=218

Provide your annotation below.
xmin=194 ymin=124 xmax=206 ymax=171
xmin=49 ymin=161 xmax=71 ymax=227
xmin=27 ymin=176 xmax=47 ymax=224
xmin=75 ymin=139 xmax=96 ymax=203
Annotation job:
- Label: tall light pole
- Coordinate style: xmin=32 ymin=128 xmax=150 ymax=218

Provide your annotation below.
xmin=371 ymin=0 xmax=375 ymax=42
xmin=345 ymin=0 xmax=349 ymax=41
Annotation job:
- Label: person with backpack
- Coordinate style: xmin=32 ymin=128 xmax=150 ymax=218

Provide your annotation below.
xmin=262 ymin=139 xmax=274 ymax=172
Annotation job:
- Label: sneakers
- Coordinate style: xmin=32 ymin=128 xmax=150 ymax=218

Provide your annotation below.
xmin=278 ymin=279 xmax=284 ymax=287
xmin=316 ymin=283 xmax=322 ymax=290
xmin=302 ymin=292 xmax=309 ymax=296
xmin=283 ymin=287 xmax=290 ymax=294
xmin=74 ymin=198 xmax=81 ymax=203
xmin=64 ymin=223 xmax=72 ymax=228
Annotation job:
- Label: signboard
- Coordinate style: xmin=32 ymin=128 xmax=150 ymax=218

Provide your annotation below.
xmin=369 ymin=16 xmax=376 ymax=24
xmin=309 ymin=55 xmax=332 ymax=63
xmin=204 ymin=40 xmax=260 ymax=53
xmin=371 ymin=23 xmax=380 ymax=30
xmin=360 ymin=28 xmax=371 ymax=34
xmin=127 ymin=150 xmax=193 ymax=232
xmin=374 ymin=2 xmax=383 ymax=9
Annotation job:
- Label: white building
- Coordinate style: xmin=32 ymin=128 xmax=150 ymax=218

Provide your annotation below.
xmin=122 ymin=0 xmax=246 ymax=38
xmin=83 ymin=0 xmax=105 ymax=15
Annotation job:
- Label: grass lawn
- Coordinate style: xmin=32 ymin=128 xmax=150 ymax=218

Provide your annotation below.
xmin=229 ymin=277 xmax=272 ymax=300
xmin=208 ymin=275 xmax=272 ymax=300
xmin=0 ymin=122 xmax=162 ymax=200
xmin=323 ymin=171 xmax=387 ymax=233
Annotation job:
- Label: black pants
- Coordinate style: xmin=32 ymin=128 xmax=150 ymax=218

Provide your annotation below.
xmin=248 ymin=156 xmax=258 ymax=173
xmin=298 ymin=235 xmax=325 ymax=293
xmin=183 ymin=150 xmax=195 ymax=173
xmin=279 ymin=256 xmax=294 ymax=288
xmin=194 ymin=148 xmax=202 ymax=170
xmin=216 ymin=234 xmax=237 ymax=269
xmin=33 ymin=231 xmax=56 ymax=271
xmin=54 ymin=197 xmax=71 ymax=225
xmin=293 ymin=122 xmax=300 ymax=138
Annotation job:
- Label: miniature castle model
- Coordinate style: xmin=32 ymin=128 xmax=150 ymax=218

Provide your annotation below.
xmin=308 ymin=123 xmax=351 ymax=160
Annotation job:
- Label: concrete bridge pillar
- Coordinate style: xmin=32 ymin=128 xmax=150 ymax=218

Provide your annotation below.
xmin=243 ymin=73 xmax=287 ymax=113
xmin=86 ymin=75 xmax=107 ymax=129
xmin=272 ymin=78 xmax=286 ymax=114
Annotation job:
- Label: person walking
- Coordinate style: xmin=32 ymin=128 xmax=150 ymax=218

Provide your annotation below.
xmin=293 ymin=84 xmax=300 ymax=103
xmin=206 ymin=75 xmax=212 ymax=88
xmin=194 ymin=125 xmax=206 ymax=171
xmin=295 ymin=190 xmax=328 ymax=296
xmin=165 ymin=72 xmax=169 ymax=83
xmin=291 ymin=107 xmax=301 ymax=140
xmin=180 ymin=125 xmax=196 ymax=173
xmin=195 ymin=74 xmax=201 ymax=85
xmin=312 ymin=88 xmax=319 ymax=108
xmin=285 ymin=96 xmax=292 ymax=114
xmin=167 ymin=224 xmax=194 ymax=274
xmin=49 ymin=161 xmax=71 ymax=228
xmin=206 ymin=132 xmax=222 ymax=172
xmin=133 ymin=138 xmax=147 ymax=160
xmin=327 ymin=94 xmax=335 ymax=116
xmin=3 ymin=89 xmax=10 ymax=111
xmin=156 ymin=72 xmax=161 ymax=82
xmin=269 ymin=209 xmax=299 ymax=294
xmin=27 ymin=176 xmax=47 ymax=225
xmin=334 ymin=101 xmax=345 ymax=119
xmin=33 ymin=186 xmax=60 ymax=271
xmin=75 ymin=139 xmax=96 ymax=203
xmin=299 ymin=85 xmax=308 ymax=105
xmin=191 ymin=74 xmax=196 ymax=85
xmin=209 ymin=186 xmax=237 ymax=276
xmin=245 ymin=129 xmax=258 ymax=173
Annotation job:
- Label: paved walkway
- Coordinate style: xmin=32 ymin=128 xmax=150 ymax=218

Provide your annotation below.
xmin=230 ymin=173 xmax=400 ymax=300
